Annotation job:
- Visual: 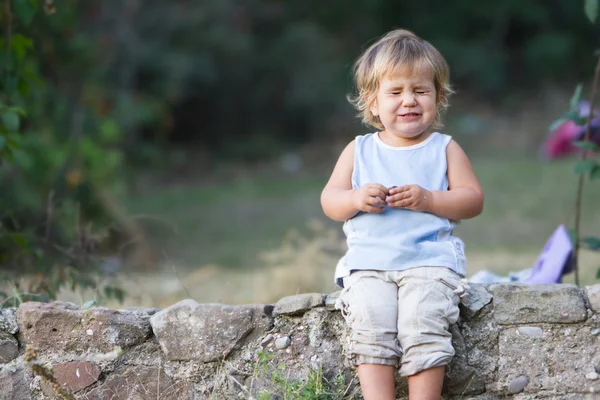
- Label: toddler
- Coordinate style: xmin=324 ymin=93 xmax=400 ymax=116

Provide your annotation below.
xmin=321 ymin=29 xmax=484 ymax=400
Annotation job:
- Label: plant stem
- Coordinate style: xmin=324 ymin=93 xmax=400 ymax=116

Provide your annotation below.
xmin=573 ymin=55 xmax=600 ymax=286
xmin=4 ymin=0 xmax=12 ymax=103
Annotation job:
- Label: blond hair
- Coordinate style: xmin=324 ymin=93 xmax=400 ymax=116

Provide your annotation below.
xmin=348 ymin=29 xmax=453 ymax=130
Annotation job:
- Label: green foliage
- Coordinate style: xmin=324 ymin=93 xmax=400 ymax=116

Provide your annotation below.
xmin=586 ymin=0 xmax=599 ymax=23
xmin=0 ymin=1 xmax=128 ymax=306
xmin=574 ymin=159 xmax=599 ymax=175
xmin=2 ymin=0 xmax=600 ymax=299
xmin=548 ymin=84 xmax=587 ymax=131
xmin=253 ymin=351 xmax=350 ymax=399
xmin=573 ymin=140 xmax=600 ymax=152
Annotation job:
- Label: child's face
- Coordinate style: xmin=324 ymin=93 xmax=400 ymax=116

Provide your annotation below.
xmin=371 ymin=67 xmax=437 ymax=145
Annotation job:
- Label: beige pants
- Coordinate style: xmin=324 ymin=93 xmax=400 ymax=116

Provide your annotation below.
xmin=336 ymin=267 xmax=462 ymax=376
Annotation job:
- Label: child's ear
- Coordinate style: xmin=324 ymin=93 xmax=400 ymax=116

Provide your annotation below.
xmin=370 ymin=105 xmax=379 ymax=117
xmin=367 ymin=96 xmax=379 ymax=117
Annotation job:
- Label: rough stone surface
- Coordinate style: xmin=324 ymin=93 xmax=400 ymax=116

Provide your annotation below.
xmin=52 ymin=361 xmax=101 ymax=392
xmin=150 ymin=299 xmax=265 ymax=362
xmin=495 ymin=325 xmax=600 ymax=393
xmin=460 ymin=284 xmax=493 ymax=320
xmin=490 ymin=284 xmax=587 ymax=324
xmin=83 ymin=365 xmax=189 ymax=399
xmin=0 ymin=308 xmax=18 ymax=334
xmin=325 ymin=290 xmax=340 ymax=310
xmin=518 ymin=326 xmax=543 ymax=337
xmin=0 ymin=331 xmax=19 ymax=363
xmin=274 ymin=293 xmax=324 ymax=315
xmin=17 ymin=302 xmax=151 ymax=353
xmin=508 ymin=375 xmax=530 ymax=394
xmin=0 ymin=367 xmax=33 ymax=400
xmin=446 ymin=324 xmax=486 ymax=395
xmin=274 ymin=336 xmax=291 ymax=350
xmin=585 ymin=284 xmax=600 ymax=313
xmin=457 ymin=304 xmax=499 ymax=379
xmin=6 ymin=284 xmax=600 ymax=399
xmin=585 ymin=372 xmax=599 ymax=380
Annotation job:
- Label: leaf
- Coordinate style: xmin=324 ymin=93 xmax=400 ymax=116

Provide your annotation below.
xmin=10 ymin=234 xmax=27 ymax=248
xmin=6 ymin=133 xmax=20 ymax=149
xmin=11 ymin=34 xmax=33 ymax=60
xmin=591 ymin=165 xmax=600 ymax=180
xmin=82 ymin=300 xmax=97 ymax=310
xmin=1 ymin=111 xmax=19 ymax=132
xmin=100 ymin=119 xmax=122 ymax=143
xmin=549 ymin=118 xmax=566 ymax=132
xmin=570 ymin=83 xmax=583 ymax=109
xmin=2 ymin=146 xmax=14 ymax=162
xmin=586 ymin=0 xmax=599 ymax=23
xmin=0 ymin=135 xmax=5 ymax=152
xmin=574 ymin=159 xmax=598 ymax=174
xmin=7 ymin=107 xmax=26 ymax=117
xmin=12 ymin=0 xmax=38 ymax=26
xmin=581 ymin=236 xmax=600 ymax=251
xmin=565 ymin=110 xmax=586 ymax=126
xmin=573 ymin=140 xmax=600 ymax=152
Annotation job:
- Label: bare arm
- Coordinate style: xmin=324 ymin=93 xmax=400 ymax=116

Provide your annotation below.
xmin=386 ymin=140 xmax=483 ymax=220
xmin=429 ymin=140 xmax=483 ymax=220
xmin=321 ymin=140 xmax=388 ymax=222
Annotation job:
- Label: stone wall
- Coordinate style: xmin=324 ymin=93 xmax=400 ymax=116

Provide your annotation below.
xmin=1 ymin=283 xmax=600 ymax=399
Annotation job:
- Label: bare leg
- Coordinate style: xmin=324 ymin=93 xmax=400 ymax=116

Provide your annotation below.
xmin=407 ymin=366 xmax=445 ymax=400
xmin=357 ymin=364 xmax=396 ymax=400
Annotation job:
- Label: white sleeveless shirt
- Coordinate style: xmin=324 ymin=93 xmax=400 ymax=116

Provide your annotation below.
xmin=334 ymin=132 xmax=467 ymax=287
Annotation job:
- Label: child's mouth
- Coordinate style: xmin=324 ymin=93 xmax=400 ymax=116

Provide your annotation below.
xmin=399 ymin=113 xmax=421 ymax=120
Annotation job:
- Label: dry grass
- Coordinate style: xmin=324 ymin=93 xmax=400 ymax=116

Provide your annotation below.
xmin=56 ymin=221 xmax=600 ymax=308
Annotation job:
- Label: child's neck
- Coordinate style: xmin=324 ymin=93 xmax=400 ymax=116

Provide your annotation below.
xmin=378 ymin=130 xmax=431 ymax=147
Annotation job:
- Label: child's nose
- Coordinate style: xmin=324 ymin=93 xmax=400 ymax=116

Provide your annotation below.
xmin=401 ymin=93 xmax=417 ymax=105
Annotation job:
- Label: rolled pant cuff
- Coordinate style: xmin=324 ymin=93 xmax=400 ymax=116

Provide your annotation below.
xmin=399 ymin=356 xmax=452 ymax=377
xmin=352 ymin=355 xmax=400 ymax=367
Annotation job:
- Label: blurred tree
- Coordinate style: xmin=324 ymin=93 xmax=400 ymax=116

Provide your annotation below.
xmin=0 ymin=0 xmax=598 ymax=302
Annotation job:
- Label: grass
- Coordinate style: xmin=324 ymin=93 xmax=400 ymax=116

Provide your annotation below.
xmin=57 ymin=154 xmax=600 ymax=307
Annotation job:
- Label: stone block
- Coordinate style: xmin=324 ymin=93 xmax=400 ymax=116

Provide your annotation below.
xmin=460 ymin=284 xmax=493 ymax=321
xmin=0 ymin=367 xmax=33 ymax=399
xmin=150 ymin=299 xmax=268 ymax=362
xmin=585 ymin=284 xmax=600 ymax=313
xmin=17 ymin=301 xmax=151 ymax=353
xmin=83 ymin=365 xmax=189 ymax=399
xmin=325 ymin=291 xmax=340 ymax=310
xmin=0 ymin=331 xmax=19 ymax=363
xmin=490 ymin=284 xmax=587 ymax=324
xmin=274 ymin=293 xmax=324 ymax=315
xmin=52 ymin=361 xmax=101 ymax=392
xmin=0 ymin=308 xmax=18 ymax=334
xmin=496 ymin=325 xmax=600 ymax=393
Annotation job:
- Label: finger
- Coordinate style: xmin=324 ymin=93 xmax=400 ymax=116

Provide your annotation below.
xmin=368 ymin=196 xmax=387 ymax=207
xmin=386 ymin=193 xmax=410 ymax=203
xmin=369 ymin=184 xmax=389 ymax=196
xmin=364 ymin=204 xmax=385 ymax=213
xmin=394 ymin=185 xmax=412 ymax=194
xmin=368 ymin=187 xmax=388 ymax=199
xmin=390 ymin=199 xmax=414 ymax=208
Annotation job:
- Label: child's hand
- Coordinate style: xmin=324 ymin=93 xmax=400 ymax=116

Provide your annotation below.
xmin=386 ymin=184 xmax=432 ymax=212
xmin=352 ymin=183 xmax=389 ymax=213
